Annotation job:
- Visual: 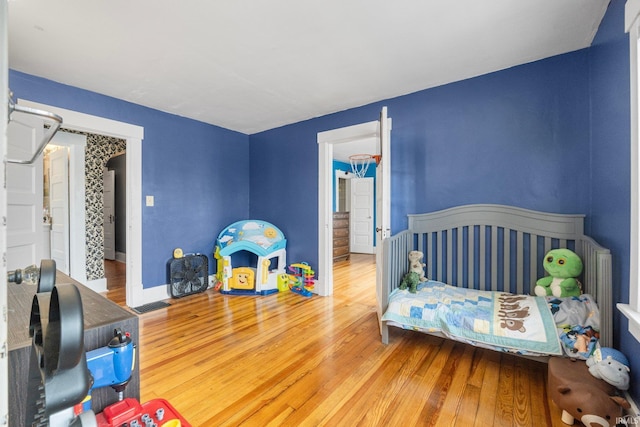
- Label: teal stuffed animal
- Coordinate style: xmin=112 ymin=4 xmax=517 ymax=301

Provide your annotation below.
xmin=534 ymin=248 xmax=583 ymax=298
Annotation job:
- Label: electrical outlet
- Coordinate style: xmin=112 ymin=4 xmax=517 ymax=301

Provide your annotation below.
xmin=146 ymin=195 xmax=154 ymax=207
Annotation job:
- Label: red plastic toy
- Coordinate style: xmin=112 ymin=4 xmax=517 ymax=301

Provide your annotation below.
xmin=95 ymin=397 xmax=191 ymax=427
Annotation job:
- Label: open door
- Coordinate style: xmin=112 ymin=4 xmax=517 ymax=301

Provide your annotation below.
xmin=49 ymin=146 xmax=70 ymax=274
xmin=103 ymin=169 xmax=116 ymax=260
xmin=375 ymin=106 xmax=391 ymax=331
xmin=6 ymin=112 xmax=44 ymax=269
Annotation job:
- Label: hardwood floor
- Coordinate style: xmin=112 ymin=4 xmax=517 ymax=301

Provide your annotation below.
xmin=103 ymin=255 xmax=567 ymax=426
xmin=104 ymin=259 xmax=126 ymax=303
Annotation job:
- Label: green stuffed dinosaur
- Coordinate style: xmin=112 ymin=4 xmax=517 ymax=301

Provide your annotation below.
xmin=399 ymin=271 xmax=420 ymax=293
xmin=534 ymin=248 xmax=583 ymax=298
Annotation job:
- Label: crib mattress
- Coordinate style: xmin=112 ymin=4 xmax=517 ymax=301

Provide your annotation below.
xmin=382 ymin=280 xmax=600 ymax=358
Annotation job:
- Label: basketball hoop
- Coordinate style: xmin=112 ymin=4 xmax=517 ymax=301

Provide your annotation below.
xmin=349 ymin=154 xmax=372 ymax=178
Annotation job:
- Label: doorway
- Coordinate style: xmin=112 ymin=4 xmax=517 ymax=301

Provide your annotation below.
xmin=317 ymin=108 xmax=391 ymax=297
xmin=335 ymin=171 xmax=375 ymax=255
xmin=19 ymin=99 xmax=146 ymax=307
xmin=43 ymin=130 xmax=127 ymax=291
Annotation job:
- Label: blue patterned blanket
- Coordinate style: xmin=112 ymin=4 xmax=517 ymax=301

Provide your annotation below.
xmin=382 ymin=280 xmax=563 ymax=356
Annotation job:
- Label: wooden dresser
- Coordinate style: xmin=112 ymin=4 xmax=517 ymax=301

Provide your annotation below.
xmin=333 ymin=211 xmax=350 ymax=262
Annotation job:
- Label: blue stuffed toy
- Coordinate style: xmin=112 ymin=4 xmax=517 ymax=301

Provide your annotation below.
xmin=587 ymin=347 xmax=631 ymax=390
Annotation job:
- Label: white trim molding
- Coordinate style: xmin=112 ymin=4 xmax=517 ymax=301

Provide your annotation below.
xmin=627 ymin=0 xmax=640 ymax=31
xmin=619 ymin=303 xmax=640 ymax=342
xmin=88 ymin=278 xmax=107 ymax=294
xmin=624 ymin=390 xmax=640 ymax=418
xmin=621 ymin=2 xmax=640 ymax=343
xmin=115 ymin=251 xmax=127 ymax=263
xmin=1 ymin=0 xmax=10 ymax=421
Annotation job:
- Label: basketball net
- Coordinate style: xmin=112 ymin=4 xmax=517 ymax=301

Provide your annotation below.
xmin=349 ymin=154 xmax=372 ymax=178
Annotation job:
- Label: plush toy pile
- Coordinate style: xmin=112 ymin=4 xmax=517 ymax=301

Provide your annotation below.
xmin=541 ymin=248 xmax=633 ymax=426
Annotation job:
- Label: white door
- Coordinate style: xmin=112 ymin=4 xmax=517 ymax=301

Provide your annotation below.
xmin=375 ymin=107 xmax=391 ymax=328
xmin=350 ymin=177 xmax=374 ymax=254
xmin=6 ymin=112 xmax=44 ymax=270
xmin=49 ymin=146 xmax=70 ymax=274
xmin=48 ymin=130 xmax=87 ymax=284
xmin=103 ymin=169 xmax=116 ymax=260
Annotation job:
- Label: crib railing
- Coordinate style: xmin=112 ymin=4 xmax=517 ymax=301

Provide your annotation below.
xmin=579 ymin=236 xmax=612 ymax=347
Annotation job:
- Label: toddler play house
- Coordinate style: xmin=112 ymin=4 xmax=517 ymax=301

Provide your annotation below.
xmin=215 ymin=220 xmax=287 ymax=295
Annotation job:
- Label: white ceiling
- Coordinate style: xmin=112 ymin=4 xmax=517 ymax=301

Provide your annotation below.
xmin=8 ymin=1 xmax=609 ymax=149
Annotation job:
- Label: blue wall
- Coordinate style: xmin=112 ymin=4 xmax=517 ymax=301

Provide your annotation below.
xmin=387 ymin=52 xmax=591 ymax=221
xmin=9 ymin=71 xmax=250 ymax=288
xmin=589 ymin=0 xmax=640 ymax=403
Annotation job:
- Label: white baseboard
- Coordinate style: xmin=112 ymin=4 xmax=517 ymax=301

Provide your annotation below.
xmin=625 ymin=391 xmax=640 ymax=417
xmin=86 ymin=277 xmax=107 ymax=293
xmin=115 ymin=251 xmax=126 ymax=263
xmin=130 ymin=285 xmax=171 ymax=308
xmin=128 ymin=275 xmax=216 ymax=308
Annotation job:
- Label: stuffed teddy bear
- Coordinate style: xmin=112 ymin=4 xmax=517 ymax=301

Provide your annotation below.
xmin=534 ymin=248 xmax=583 ymax=298
xmin=587 ymin=347 xmax=631 ymax=390
xmin=399 ymin=271 xmax=420 ymax=293
xmin=548 ymin=357 xmax=630 ymax=427
xmin=408 ymin=250 xmax=427 ymax=282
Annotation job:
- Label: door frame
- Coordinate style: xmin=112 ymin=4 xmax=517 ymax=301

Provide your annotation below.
xmin=49 ymin=132 xmax=86 ymax=282
xmin=317 ymin=119 xmax=380 ymax=296
xmin=16 ymin=100 xmax=152 ymax=307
